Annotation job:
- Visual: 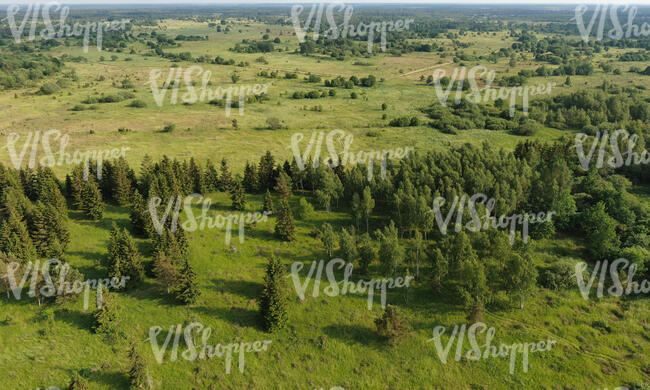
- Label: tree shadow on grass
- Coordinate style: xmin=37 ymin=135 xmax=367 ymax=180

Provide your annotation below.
xmin=209 ymin=278 xmax=262 ymax=300
xmin=322 ymin=323 xmax=381 ymax=346
xmin=89 ymin=371 xmax=130 ymax=390
xmin=193 ymin=305 xmax=262 ymax=330
xmin=54 ymin=308 xmax=94 ymax=331
xmin=122 ymin=280 xmax=178 ymax=306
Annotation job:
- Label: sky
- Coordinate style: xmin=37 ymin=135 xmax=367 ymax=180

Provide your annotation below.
xmin=0 ymin=0 xmax=650 ymax=4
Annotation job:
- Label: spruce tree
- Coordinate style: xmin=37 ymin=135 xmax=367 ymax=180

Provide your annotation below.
xmin=153 ymin=252 xmax=179 ymax=293
xmin=204 ymin=159 xmax=219 ymax=193
xmin=107 ymin=224 xmax=144 ymax=284
xmin=128 ymin=339 xmax=152 ymax=389
xmin=81 ymin=180 xmax=104 ymax=220
xmin=0 ymin=210 xmax=37 ymax=262
xmin=219 ymin=158 xmax=232 ymax=192
xmin=243 ymin=161 xmax=259 ymax=193
xmin=93 ymin=287 xmax=119 ymax=336
xmin=188 ymin=157 xmax=204 ymax=194
xmin=112 ymin=158 xmax=134 ymax=206
xmin=274 ymin=169 xmax=292 ymax=199
xmin=174 ymin=259 xmax=200 ymax=304
xmin=263 ymin=189 xmax=274 ymax=214
xmin=260 ymin=255 xmax=288 ymax=332
xmin=258 ymin=151 xmax=276 ymax=191
xmin=130 ymin=190 xmax=153 ymax=237
xmin=229 ymin=178 xmax=246 ymax=211
xmin=275 ymin=198 xmax=295 ymax=241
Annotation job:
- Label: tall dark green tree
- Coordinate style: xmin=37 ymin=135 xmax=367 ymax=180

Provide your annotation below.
xmin=174 ymin=259 xmax=200 ymax=304
xmin=229 ymin=178 xmax=246 ymax=211
xmin=107 ymin=224 xmax=144 ymax=284
xmin=260 ymin=255 xmax=288 ymax=332
xmin=263 ymin=189 xmax=274 ymax=214
xmin=219 ymin=158 xmax=232 ymax=192
xmin=275 ymin=198 xmax=295 ymax=241
xmin=81 ymin=180 xmax=104 ymax=220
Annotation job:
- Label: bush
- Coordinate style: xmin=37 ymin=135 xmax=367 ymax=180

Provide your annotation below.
xmin=514 ymin=119 xmax=540 ymax=136
xmin=296 ymin=197 xmax=314 ymax=219
xmin=538 ymin=261 xmax=575 ymax=290
xmin=161 ymin=123 xmax=176 ymax=133
xmin=267 ymin=117 xmax=284 ymax=130
xmin=128 ymin=99 xmax=147 ymax=108
xmin=40 ymin=82 xmax=61 ymax=95
xmin=375 ymin=305 xmax=409 ymax=344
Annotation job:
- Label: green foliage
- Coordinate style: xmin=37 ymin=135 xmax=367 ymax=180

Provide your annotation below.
xmin=295 ymin=197 xmax=313 ymax=220
xmin=374 ymin=305 xmax=409 ymax=344
xmin=107 ymin=224 xmax=144 ymax=284
xmin=260 ymin=255 xmax=288 ymax=332
xmin=81 ymin=180 xmax=104 ymax=220
xmin=275 ymin=198 xmax=296 ymax=241
xmin=174 ymin=259 xmax=200 ymax=304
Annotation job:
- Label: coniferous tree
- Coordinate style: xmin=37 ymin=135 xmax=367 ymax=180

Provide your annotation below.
xmin=258 ymin=151 xmax=276 ymax=192
xmin=263 ymin=189 xmax=274 ymax=214
xmin=204 ymin=159 xmax=219 ymax=193
xmin=188 ymin=157 xmax=204 ymax=194
xmin=112 ymin=158 xmax=134 ymax=206
xmin=274 ymin=169 xmax=292 ymax=199
xmin=229 ymin=178 xmax=246 ymax=211
xmin=219 ymin=158 xmax=232 ymax=192
xmin=107 ymin=224 xmax=144 ymax=284
xmin=174 ymin=259 xmax=200 ymax=304
xmin=81 ymin=180 xmax=104 ymax=220
xmin=260 ymin=255 xmax=288 ymax=332
xmin=130 ymin=190 xmax=153 ymax=237
xmin=375 ymin=305 xmax=409 ymax=344
xmin=0 ymin=210 xmax=37 ymax=262
xmin=275 ymin=198 xmax=295 ymax=241
xmin=243 ymin=161 xmax=259 ymax=193
xmin=128 ymin=339 xmax=152 ymax=389
xmin=93 ymin=287 xmax=119 ymax=336
xmin=153 ymin=253 xmax=180 ymax=294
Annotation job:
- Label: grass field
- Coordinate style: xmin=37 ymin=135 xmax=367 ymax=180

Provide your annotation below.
xmin=1 ymin=10 xmax=649 ymax=390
